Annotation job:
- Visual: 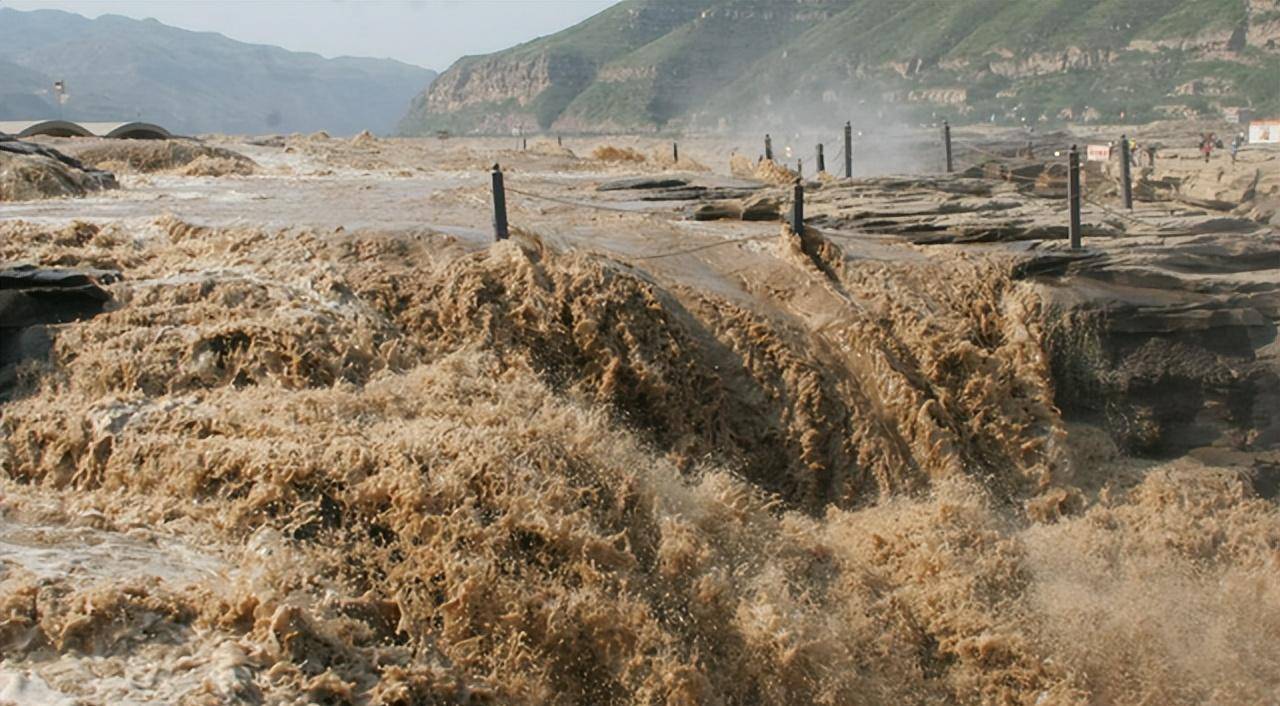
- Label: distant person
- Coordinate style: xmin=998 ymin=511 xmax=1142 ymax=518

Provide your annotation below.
xmin=1230 ymin=133 xmax=1245 ymax=163
xmin=1200 ymin=133 xmax=1216 ymax=162
xmin=1146 ymin=144 xmax=1158 ymax=166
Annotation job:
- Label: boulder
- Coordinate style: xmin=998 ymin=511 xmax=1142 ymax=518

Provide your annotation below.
xmin=0 ymin=136 xmax=117 ymax=201
xmin=0 ymin=266 xmax=117 ymax=328
xmin=690 ymin=202 xmax=743 ymax=221
xmin=741 ymin=192 xmax=784 ymax=221
xmin=1 ymin=266 xmax=119 ymax=393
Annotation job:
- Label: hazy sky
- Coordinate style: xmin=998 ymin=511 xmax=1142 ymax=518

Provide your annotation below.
xmin=0 ymin=0 xmax=623 ymax=70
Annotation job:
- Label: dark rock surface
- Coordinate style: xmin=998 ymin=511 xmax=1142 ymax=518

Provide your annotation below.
xmin=597 ymin=177 xmax=690 ymax=192
xmin=0 ymin=135 xmax=117 ymax=199
xmin=1 ymin=266 xmax=116 ymax=327
xmin=1 ymin=265 xmax=117 ymax=393
xmin=637 ymin=186 xmax=759 ymax=202
xmin=1025 ymin=233 xmax=1278 ymax=455
xmin=1 ymin=135 xmax=117 ymax=187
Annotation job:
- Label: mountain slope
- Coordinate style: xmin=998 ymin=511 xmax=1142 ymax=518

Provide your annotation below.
xmin=401 ymin=0 xmax=1279 ymax=135
xmin=703 ymin=0 xmax=1275 ymax=127
xmin=400 ymin=1 xmax=713 ymax=135
xmin=0 ymin=8 xmax=436 ymax=136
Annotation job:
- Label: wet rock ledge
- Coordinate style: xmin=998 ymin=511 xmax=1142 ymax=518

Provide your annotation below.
xmin=1022 ymin=234 xmax=1278 ymax=457
xmin=0 ymin=135 xmax=117 ymax=201
xmin=1 ymin=266 xmax=118 ymax=393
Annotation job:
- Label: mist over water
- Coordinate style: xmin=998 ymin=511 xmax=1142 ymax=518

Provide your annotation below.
xmin=708 ymin=93 xmax=939 ymax=176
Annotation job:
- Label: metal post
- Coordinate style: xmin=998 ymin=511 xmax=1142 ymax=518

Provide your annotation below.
xmin=673 ymin=142 xmax=679 ymax=163
xmin=522 ymin=138 xmax=527 ymax=151
xmin=765 ymin=134 xmax=773 ymax=162
xmin=943 ymin=120 xmax=953 ymax=173
xmin=1120 ymin=134 xmax=1133 ymax=210
xmin=844 ymin=121 xmax=853 ymax=178
xmin=791 ymin=179 xmax=804 ymax=234
xmin=797 ymin=158 xmax=803 ymax=176
xmin=817 ymin=143 xmax=825 ymax=173
xmin=557 ymin=135 xmax=562 ymax=146
xmin=1068 ymin=146 xmax=1081 ymax=250
xmin=491 ymin=164 xmax=509 ymax=242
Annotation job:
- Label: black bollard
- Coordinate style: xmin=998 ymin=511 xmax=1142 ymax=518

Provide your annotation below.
xmin=817 ymin=143 xmax=825 ymax=173
xmin=797 ymin=157 xmax=803 ymax=176
xmin=522 ymin=138 xmax=527 ymax=151
xmin=844 ymin=121 xmax=853 ymax=178
xmin=673 ymin=141 xmax=679 ymax=163
xmin=943 ymin=120 xmax=953 ymax=173
xmin=1068 ymin=146 xmax=1081 ymax=250
xmin=765 ymin=134 xmax=773 ymax=161
xmin=1120 ymin=134 xmax=1133 ymax=210
xmin=491 ymin=164 xmax=509 ymax=242
xmin=791 ymin=178 xmax=804 ymax=235
xmin=557 ymin=135 xmax=562 ymax=146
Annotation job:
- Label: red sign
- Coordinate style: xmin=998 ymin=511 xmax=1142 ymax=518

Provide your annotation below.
xmin=1086 ymin=144 xmax=1111 ymax=162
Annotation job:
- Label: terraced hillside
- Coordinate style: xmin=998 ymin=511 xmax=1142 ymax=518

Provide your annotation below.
xmin=400 ymin=0 xmax=1280 ymax=134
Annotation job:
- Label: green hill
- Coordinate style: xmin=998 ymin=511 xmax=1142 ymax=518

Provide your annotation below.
xmin=401 ymin=0 xmax=1279 ymax=135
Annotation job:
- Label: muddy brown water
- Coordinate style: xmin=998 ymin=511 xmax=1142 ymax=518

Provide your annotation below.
xmin=0 ymin=135 xmax=1275 ymax=705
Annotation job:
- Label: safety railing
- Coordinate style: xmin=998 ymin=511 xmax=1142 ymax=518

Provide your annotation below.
xmin=487 ymin=122 xmax=1185 ymax=252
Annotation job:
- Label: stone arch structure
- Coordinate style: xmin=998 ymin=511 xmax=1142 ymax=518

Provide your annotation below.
xmin=0 ymin=120 xmax=93 ymax=138
xmin=82 ymin=122 xmax=173 ymax=139
xmin=0 ymin=120 xmax=174 ymax=139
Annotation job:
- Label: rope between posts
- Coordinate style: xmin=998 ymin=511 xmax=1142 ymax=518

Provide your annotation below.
xmin=953 ymin=142 xmax=1042 ymax=167
xmin=952 ymin=141 xmax=1165 ymax=202
xmin=948 ymin=158 xmax=1055 ymax=187
xmin=951 ymin=163 xmax=1044 ymax=184
xmin=945 ymin=143 xmax=1187 ymax=218
xmin=1081 ymin=195 xmax=1171 ymax=233
xmin=950 ymin=156 xmax=1118 ymax=200
xmin=947 ymin=143 xmax=1175 ymax=233
xmin=506 ymin=185 xmax=676 ymax=219
xmin=937 ymin=126 xmax=1165 ymax=234
xmin=629 ymin=233 xmax=777 ymax=260
xmin=496 ymin=176 xmax=775 ymax=259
